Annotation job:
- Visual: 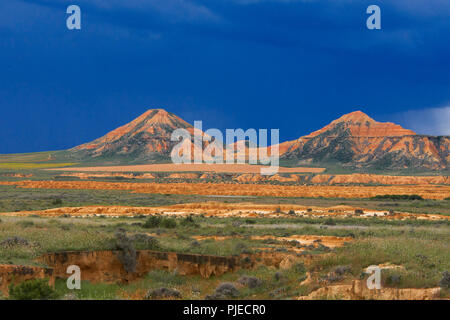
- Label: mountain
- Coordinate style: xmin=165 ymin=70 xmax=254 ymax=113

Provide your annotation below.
xmin=69 ymin=108 xmax=449 ymax=170
xmin=281 ymin=111 xmax=449 ymax=170
xmin=70 ymin=109 xmax=198 ymax=162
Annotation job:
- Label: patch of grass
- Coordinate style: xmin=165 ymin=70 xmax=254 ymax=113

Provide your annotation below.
xmin=311 ymin=235 xmax=450 ymax=289
xmin=371 ymin=194 xmax=424 ymax=201
xmin=0 ymin=163 xmax=76 ymax=170
xmin=9 ymin=279 xmax=58 ymax=300
xmin=54 ymin=279 xmax=120 ymax=300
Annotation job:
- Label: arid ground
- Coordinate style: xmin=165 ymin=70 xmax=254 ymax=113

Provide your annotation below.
xmin=0 ymin=165 xmax=448 ymax=300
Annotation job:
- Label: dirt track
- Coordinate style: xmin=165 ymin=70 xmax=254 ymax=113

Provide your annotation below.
xmin=1 ymin=180 xmax=449 ymax=199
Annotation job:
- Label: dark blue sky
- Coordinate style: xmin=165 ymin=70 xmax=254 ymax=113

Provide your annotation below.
xmin=1 ymin=0 xmax=449 ymax=153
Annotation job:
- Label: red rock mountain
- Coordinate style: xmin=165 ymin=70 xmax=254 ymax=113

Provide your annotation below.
xmin=70 ymin=109 xmax=449 ymax=170
xmin=281 ymin=111 xmax=448 ymax=170
xmin=71 ymin=109 xmax=197 ymax=161
xmin=303 ymin=111 xmax=416 ymax=138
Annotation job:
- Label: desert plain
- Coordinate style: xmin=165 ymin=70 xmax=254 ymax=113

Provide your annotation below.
xmin=0 ymin=163 xmax=449 ymax=300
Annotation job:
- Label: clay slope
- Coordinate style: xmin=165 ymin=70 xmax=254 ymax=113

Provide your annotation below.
xmin=282 ymin=111 xmax=449 ymax=170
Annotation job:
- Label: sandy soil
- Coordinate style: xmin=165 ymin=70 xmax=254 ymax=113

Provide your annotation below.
xmin=46 ymin=163 xmax=325 ymax=173
xmin=1 ymin=180 xmax=449 ymax=199
xmin=192 ymin=235 xmax=353 ymax=248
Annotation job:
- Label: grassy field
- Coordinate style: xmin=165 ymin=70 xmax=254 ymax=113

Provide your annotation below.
xmin=0 ymin=212 xmax=448 ymax=299
xmin=0 ymin=163 xmax=76 ymax=170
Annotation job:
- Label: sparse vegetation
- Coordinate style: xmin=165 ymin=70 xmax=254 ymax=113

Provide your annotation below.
xmin=9 ymin=279 xmax=58 ymax=300
xmin=371 ymin=194 xmax=424 ymax=201
xmin=114 ymin=229 xmax=137 ymax=273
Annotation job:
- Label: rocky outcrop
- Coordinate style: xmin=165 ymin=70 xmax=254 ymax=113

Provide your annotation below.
xmin=0 ymin=264 xmax=54 ymax=297
xmin=233 ymin=174 xmax=267 ymax=183
xmin=298 ymin=280 xmax=441 ymax=300
xmin=36 ymin=249 xmax=305 ymax=285
xmin=310 ymin=173 xmax=449 ymax=185
xmin=268 ymin=174 xmax=301 ymax=182
xmin=59 ymin=172 xmax=155 ymax=180
xmin=38 ymin=250 xmax=241 ymax=283
xmin=167 ymin=173 xmax=200 ymax=179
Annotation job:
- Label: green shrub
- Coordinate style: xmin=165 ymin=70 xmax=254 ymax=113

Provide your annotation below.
xmin=131 ymin=233 xmax=160 ymax=250
xmin=180 ymin=216 xmax=198 ymax=227
xmin=323 ymin=218 xmax=336 ymax=226
xmin=114 ymin=229 xmax=137 ymax=273
xmin=143 ymin=216 xmax=162 ymax=228
xmin=371 ymin=195 xmax=424 ymax=201
xmin=51 ymin=198 xmax=63 ymax=206
xmin=9 ymin=279 xmax=58 ymax=300
xmin=160 ymin=218 xmax=177 ymax=229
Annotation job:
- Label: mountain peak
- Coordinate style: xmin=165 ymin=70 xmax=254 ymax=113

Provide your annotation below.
xmin=142 ymin=108 xmax=169 ymax=116
xmin=304 ymin=110 xmax=416 ymax=138
xmin=71 ymin=108 xmax=193 ymax=157
xmin=335 ymin=110 xmax=376 ymax=123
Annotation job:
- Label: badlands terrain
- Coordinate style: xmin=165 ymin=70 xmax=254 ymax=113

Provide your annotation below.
xmin=0 ymin=109 xmax=448 ymax=300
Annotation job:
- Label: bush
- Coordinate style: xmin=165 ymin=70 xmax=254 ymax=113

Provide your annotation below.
xmin=143 ymin=216 xmax=162 ymax=228
xmin=238 ymin=276 xmax=262 ymax=289
xmin=234 ymin=242 xmax=251 ymax=254
xmin=191 ymin=240 xmax=200 ymax=247
xmin=371 ymin=194 xmax=424 ymax=201
xmin=322 ymin=218 xmax=336 ymax=226
xmin=438 ymin=271 xmax=450 ymax=288
xmin=180 ymin=216 xmax=198 ymax=227
xmin=51 ymin=198 xmax=63 ymax=206
xmin=321 ymin=265 xmax=351 ymax=283
xmin=130 ymin=233 xmax=160 ymax=250
xmin=9 ymin=279 xmax=57 ymax=300
xmin=160 ymin=218 xmax=177 ymax=229
xmin=385 ymin=274 xmax=402 ymax=286
xmin=143 ymin=216 xmax=177 ymax=229
xmin=144 ymin=287 xmax=181 ymax=299
xmin=114 ymin=228 xmax=137 ymax=273
xmin=205 ymin=283 xmax=239 ymax=300
xmin=0 ymin=236 xmax=31 ymax=248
